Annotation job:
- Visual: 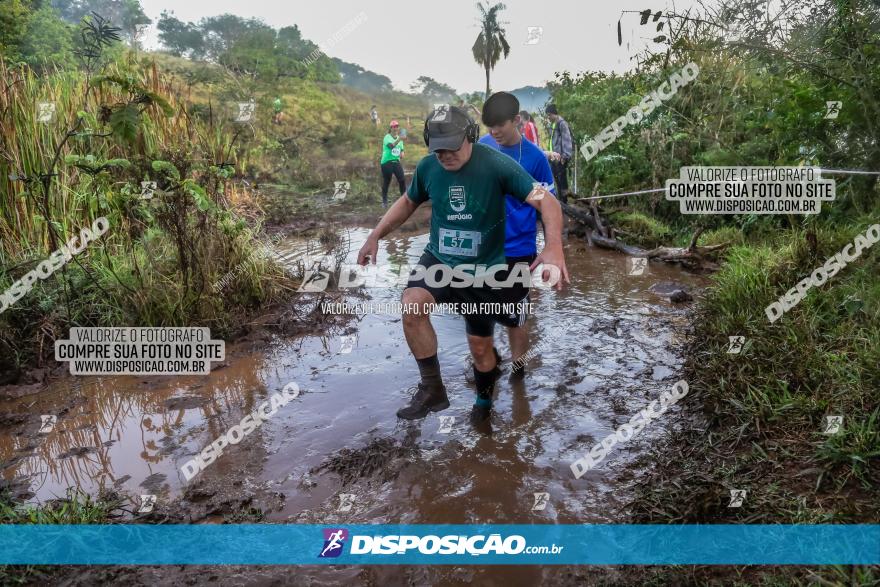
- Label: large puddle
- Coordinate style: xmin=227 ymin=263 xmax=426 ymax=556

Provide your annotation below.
xmin=1 ymin=213 xmax=706 ymax=582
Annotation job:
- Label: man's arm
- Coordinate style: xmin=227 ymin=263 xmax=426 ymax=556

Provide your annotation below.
xmin=524 ymin=187 xmax=570 ymax=289
xmin=533 ymin=158 xmax=557 ymax=241
xmin=357 ymin=196 xmax=420 ymax=265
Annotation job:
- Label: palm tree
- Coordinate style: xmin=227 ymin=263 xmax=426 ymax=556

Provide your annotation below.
xmin=472 ymin=2 xmax=510 ymax=98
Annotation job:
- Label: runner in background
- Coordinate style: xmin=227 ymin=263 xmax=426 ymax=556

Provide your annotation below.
xmin=272 ymin=97 xmax=284 ymax=125
xmin=520 ymin=110 xmax=539 ymax=145
xmin=545 ymin=104 xmax=573 ymax=202
xmin=480 ymin=92 xmax=556 ymax=379
xmin=370 ymin=105 xmax=379 ymax=126
xmin=458 ymin=98 xmax=483 ymax=122
xmin=380 ymin=120 xmax=406 ymax=208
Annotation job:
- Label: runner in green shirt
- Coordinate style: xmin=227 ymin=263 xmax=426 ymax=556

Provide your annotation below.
xmin=380 ymin=120 xmax=406 ymax=208
xmin=358 ymin=105 xmax=569 ymax=427
xmin=272 ymin=97 xmax=283 ymax=125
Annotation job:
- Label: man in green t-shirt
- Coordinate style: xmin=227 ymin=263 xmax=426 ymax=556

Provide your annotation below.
xmin=358 ymin=105 xmax=569 ymax=426
xmin=380 ymin=120 xmax=406 ymax=208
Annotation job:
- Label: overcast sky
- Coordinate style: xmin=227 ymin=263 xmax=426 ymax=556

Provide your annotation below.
xmin=140 ymin=0 xmax=697 ymax=93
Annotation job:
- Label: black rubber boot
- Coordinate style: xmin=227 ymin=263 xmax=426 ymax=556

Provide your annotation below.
xmin=469 ymin=400 xmax=492 ymax=424
xmin=469 ymin=363 xmax=501 ymax=426
xmin=397 ymin=382 xmax=449 ymax=420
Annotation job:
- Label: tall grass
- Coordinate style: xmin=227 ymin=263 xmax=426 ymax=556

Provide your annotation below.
xmin=0 ymin=56 xmax=250 ymax=253
xmin=632 ymin=220 xmax=880 ymax=526
xmin=0 ymin=56 xmax=294 ymax=378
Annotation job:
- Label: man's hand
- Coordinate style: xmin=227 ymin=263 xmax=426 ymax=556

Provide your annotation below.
xmin=530 ymin=244 xmax=570 ymax=291
xmin=544 ymin=150 xmax=561 ymax=162
xmin=358 ymin=196 xmax=420 ymax=265
xmin=523 ymin=185 xmax=568 ymax=291
xmin=358 ymin=236 xmax=379 ymax=266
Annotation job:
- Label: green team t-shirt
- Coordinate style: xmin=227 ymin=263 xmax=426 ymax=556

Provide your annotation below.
xmin=381 ymin=133 xmax=404 ymax=164
xmin=407 ymin=142 xmax=536 ymax=267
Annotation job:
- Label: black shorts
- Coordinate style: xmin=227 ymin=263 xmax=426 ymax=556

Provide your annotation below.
xmin=495 ymin=254 xmax=536 ymax=330
xmin=405 ymin=251 xmax=535 ymax=337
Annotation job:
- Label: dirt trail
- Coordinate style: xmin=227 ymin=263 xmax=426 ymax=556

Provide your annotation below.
xmin=0 ymin=214 xmax=706 ymax=585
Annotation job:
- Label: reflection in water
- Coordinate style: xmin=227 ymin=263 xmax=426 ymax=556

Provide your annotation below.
xmin=1 ymin=360 xmax=282 ymax=502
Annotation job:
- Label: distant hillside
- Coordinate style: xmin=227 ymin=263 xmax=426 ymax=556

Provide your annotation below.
xmin=332 ymin=58 xmax=394 ymax=94
xmin=509 ymin=85 xmax=550 ymax=112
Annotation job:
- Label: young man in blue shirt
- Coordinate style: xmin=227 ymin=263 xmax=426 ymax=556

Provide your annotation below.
xmin=478 ymin=92 xmax=557 ymax=378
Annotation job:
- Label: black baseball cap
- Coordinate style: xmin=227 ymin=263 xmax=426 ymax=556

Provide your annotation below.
xmin=425 ymin=105 xmax=472 ymax=152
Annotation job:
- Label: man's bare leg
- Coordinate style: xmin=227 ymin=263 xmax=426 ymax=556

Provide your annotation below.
xmin=507 ymin=326 xmax=529 ymax=364
xmin=507 ymin=325 xmax=529 ymax=377
xmin=397 ymin=287 xmax=448 ymax=419
xmin=402 ymin=287 xmax=437 ymax=358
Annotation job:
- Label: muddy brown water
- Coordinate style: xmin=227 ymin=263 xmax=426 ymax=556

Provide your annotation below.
xmin=0 ymin=212 xmax=706 ymax=585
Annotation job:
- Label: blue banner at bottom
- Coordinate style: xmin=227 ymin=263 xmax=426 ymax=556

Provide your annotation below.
xmin=0 ymin=524 xmax=877 ymax=565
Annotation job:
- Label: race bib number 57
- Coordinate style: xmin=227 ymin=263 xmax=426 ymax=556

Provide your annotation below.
xmin=439 ymin=228 xmax=480 ymax=257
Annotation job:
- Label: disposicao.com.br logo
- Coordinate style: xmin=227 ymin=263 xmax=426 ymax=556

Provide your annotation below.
xmin=318 ymin=528 xmax=563 ymax=558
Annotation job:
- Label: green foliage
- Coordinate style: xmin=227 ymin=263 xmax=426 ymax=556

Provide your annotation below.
xmin=0 ymin=0 xmax=31 ymax=62
xmin=552 ymin=0 xmax=879 ymax=226
xmin=92 ymin=74 xmax=174 ymax=116
xmin=156 ymin=11 xmax=204 ymax=58
xmin=151 ymin=159 xmax=181 ymax=180
xmin=0 ymin=47 xmax=294 ymax=373
xmin=690 ymin=222 xmax=880 ymax=479
xmin=76 ymin=11 xmax=122 ymax=72
xmin=156 ymin=12 xmax=341 ymax=83
xmin=0 ymin=488 xmax=120 ymax=524
xmin=332 ymin=58 xmax=391 ymax=92
xmin=64 ymin=154 xmax=131 ymax=174
xmin=90 ymin=74 xmax=174 ymax=145
xmin=698 ymin=226 xmax=746 ymax=248
xmin=107 ymin=103 xmax=139 ymax=143
xmin=608 ymin=210 xmax=671 ymax=248
xmin=20 ymin=6 xmax=77 ymax=70
xmin=411 ymin=76 xmax=457 ymax=101
xmin=0 ymin=487 xmax=122 ymax=583
xmin=592 ymin=1 xmax=880 ymax=537
xmin=52 ymin=0 xmax=151 ymax=44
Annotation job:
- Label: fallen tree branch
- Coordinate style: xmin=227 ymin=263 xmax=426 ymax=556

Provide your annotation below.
xmin=687 ymin=226 xmax=705 ymax=252
xmin=560 ymin=201 xmax=600 ymax=232
xmin=561 ymin=201 xmax=728 ymax=271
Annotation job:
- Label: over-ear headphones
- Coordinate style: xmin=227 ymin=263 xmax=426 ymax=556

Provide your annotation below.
xmin=422 ymin=106 xmax=480 ymax=148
